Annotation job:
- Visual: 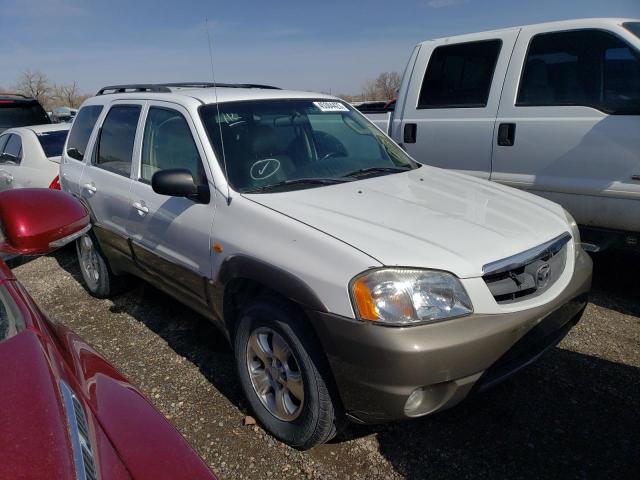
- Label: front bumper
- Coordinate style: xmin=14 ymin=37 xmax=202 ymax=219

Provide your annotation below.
xmin=309 ymin=248 xmax=592 ymax=423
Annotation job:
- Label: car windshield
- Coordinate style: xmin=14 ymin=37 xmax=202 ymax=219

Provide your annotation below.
xmin=37 ymin=129 xmax=69 ymax=157
xmin=624 ymin=22 xmax=640 ymax=39
xmin=200 ymin=99 xmax=418 ymax=193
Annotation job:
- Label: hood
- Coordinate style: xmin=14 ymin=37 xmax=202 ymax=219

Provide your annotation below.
xmin=0 ymin=330 xmax=77 ymax=480
xmin=245 ymin=167 xmax=569 ymax=278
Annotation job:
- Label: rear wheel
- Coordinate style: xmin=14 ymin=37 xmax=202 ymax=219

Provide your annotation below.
xmin=76 ymin=232 xmax=127 ymax=298
xmin=234 ymin=296 xmax=340 ymax=449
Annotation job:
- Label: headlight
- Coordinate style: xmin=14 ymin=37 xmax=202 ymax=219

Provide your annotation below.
xmin=350 ymin=268 xmax=473 ymax=326
xmin=563 ymin=209 xmax=581 ymax=244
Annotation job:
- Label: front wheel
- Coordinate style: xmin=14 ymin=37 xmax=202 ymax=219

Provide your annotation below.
xmin=234 ymin=296 xmax=340 ymax=449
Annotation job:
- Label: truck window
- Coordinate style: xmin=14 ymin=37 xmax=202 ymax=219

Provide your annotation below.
xmin=517 ymin=29 xmax=640 ymax=114
xmin=66 ymin=105 xmax=103 ymax=160
xmin=95 ymin=105 xmax=141 ymax=177
xmin=417 ymin=39 xmax=502 ymax=109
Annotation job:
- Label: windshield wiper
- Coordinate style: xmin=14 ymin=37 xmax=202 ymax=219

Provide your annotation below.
xmin=342 ymin=165 xmax=413 ymax=179
xmin=243 ymin=177 xmax=352 ymax=193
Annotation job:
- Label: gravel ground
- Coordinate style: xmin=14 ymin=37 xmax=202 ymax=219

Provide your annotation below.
xmin=11 ymin=248 xmax=639 ymax=480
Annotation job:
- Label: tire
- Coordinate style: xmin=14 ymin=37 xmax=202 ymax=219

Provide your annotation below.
xmin=234 ymin=295 xmax=340 ymax=449
xmin=75 ymin=231 xmax=128 ymax=298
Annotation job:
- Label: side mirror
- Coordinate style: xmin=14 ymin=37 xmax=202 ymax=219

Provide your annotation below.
xmin=0 ymin=189 xmax=90 ymax=255
xmin=151 ymin=169 xmax=210 ymax=204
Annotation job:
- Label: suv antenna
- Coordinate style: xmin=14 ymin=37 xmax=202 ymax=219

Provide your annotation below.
xmin=206 ymin=17 xmax=231 ymax=204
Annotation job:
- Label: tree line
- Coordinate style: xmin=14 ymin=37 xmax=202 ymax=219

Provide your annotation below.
xmin=339 ymin=71 xmax=401 ymax=103
xmin=2 ymin=69 xmax=401 ymax=109
xmin=1 ymin=69 xmax=90 ymax=111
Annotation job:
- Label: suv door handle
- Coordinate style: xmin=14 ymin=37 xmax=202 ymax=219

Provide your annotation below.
xmin=83 ymin=182 xmax=97 ymax=193
xmin=497 ymin=123 xmax=516 ymax=146
xmin=632 ymin=175 xmax=640 ymax=181
xmin=132 ymin=201 xmax=149 ymax=216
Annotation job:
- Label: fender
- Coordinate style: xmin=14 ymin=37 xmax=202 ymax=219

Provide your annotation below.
xmin=214 ymin=254 xmax=328 ymax=315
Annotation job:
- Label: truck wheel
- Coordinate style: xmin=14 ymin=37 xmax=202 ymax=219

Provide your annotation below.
xmin=234 ymin=295 xmax=340 ymax=449
xmin=76 ymin=232 xmax=127 ymax=298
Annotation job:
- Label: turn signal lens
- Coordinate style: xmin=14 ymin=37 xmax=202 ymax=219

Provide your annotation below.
xmin=353 ymin=278 xmax=379 ymax=321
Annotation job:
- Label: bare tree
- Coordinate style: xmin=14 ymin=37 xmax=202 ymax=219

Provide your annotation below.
xmin=53 ymin=81 xmax=88 ymax=108
xmin=13 ymin=69 xmax=52 ymax=106
xmin=360 ymin=72 xmax=401 ymax=101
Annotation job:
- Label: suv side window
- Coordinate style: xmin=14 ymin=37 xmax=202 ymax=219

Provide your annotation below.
xmin=517 ymin=29 xmax=640 ymax=114
xmin=67 ymin=105 xmax=104 ymax=160
xmin=95 ymin=105 xmax=141 ymax=177
xmin=140 ymin=107 xmax=206 ymax=184
xmin=418 ymin=39 xmax=502 ymax=109
xmin=0 ymin=134 xmax=22 ymax=165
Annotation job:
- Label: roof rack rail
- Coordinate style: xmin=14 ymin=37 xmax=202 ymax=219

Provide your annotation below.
xmin=161 ymin=82 xmax=281 ymax=90
xmin=96 ymin=84 xmax=172 ymax=95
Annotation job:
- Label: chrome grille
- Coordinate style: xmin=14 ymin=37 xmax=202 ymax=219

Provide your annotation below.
xmin=482 ymin=233 xmax=571 ymax=304
xmin=60 ymin=380 xmax=98 ymax=480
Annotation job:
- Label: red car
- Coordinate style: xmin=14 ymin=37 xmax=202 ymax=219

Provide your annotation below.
xmin=0 ymin=189 xmax=216 ymax=480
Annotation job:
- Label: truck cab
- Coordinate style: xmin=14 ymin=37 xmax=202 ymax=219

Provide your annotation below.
xmin=386 ymin=18 xmax=640 ymax=250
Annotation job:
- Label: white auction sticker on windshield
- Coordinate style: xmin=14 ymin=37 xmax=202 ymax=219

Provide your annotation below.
xmin=313 ymin=101 xmax=349 ymax=112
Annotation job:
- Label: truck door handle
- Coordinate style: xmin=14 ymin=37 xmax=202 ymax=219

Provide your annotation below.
xmin=132 ymin=201 xmax=149 ymax=216
xmin=403 ymin=123 xmax=417 ymax=144
xmin=83 ymin=182 xmax=97 ymax=193
xmin=632 ymin=175 xmax=640 ymax=181
xmin=497 ymin=123 xmax=516 ymax=146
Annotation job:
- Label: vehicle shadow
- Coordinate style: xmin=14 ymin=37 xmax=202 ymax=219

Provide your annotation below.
xmin=589 ymin=250 xmax=640 ymax=317
xmin=335 ymin=348 xmax=639 ymax=479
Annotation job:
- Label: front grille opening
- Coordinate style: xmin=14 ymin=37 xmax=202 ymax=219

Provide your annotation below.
xmin=483 ymin=239 xmax=568 ymax=304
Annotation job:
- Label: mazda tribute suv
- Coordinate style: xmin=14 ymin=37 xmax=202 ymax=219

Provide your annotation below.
xmin=60 ymin=83 xmax=592 ymax=449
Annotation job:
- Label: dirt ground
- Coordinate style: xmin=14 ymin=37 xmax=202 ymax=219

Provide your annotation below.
xmin=12 ymin=248 xmax=639 ymax=480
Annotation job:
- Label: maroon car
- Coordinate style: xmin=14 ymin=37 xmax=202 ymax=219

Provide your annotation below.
xmin=0 ymin=189 xmax=216 ymax=480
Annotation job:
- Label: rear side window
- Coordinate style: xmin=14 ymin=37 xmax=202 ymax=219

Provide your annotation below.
xmin=0 ymin=102 xmax=50 ymax=132
xmin=517 ymin=29 xmax=640 ymax=114
xmin=37 ymin=130 xmax=69 ymax=158
xmin=67 ymin=105 xmax=103 ymax=160
xmin=141 ymin=107 xmax=206 ymax=184
xmin=0 ymin=286 xmax=25 ymax=343
xmin=95 ymin=105 xmax=141 ymax=177
xmin=418 ymin=39 xmax=502 ymax=109
xmin=0 ymin=134 xmax=22 ymax=165
xmin=624 ymin=22 xmax=640 ymax=40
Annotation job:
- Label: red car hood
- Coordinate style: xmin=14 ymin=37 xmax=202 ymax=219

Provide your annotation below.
xmin=0 ymin=329 xmax=130 ymax=479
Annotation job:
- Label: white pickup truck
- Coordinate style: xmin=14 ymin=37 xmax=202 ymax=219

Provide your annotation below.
xmin=368 ymin=18 xmax=640 ymax=251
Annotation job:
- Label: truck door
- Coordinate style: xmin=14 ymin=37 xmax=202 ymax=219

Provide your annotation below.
xmin=399 ymin=29 xmax=519 ymax=179
xmin=491 ymin=22 xmax=640 ymax=233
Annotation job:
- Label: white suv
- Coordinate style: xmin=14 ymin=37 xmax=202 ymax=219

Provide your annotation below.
xmin=60 ymin=83 xmax=592 ymax=449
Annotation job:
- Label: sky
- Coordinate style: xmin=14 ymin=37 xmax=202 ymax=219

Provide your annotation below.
xmin=1 ymin=0 xmax=639 ymax=95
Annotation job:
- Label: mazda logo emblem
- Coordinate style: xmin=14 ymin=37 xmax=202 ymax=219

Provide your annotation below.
xmin=536 ymin=263 xmax=551 ymax=287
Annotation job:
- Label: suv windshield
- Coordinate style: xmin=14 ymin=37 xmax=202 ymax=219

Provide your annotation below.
xmin=0 ymin=101 xmax=51 ymax=133
xmin=200 ymin=99 xmax=418 ymax=193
